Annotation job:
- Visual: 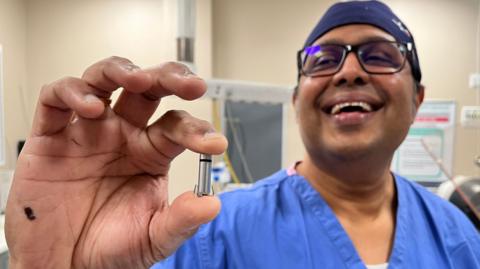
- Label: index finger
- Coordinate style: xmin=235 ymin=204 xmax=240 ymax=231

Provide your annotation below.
xmin=82 ymin=57 xmax=206 ymax=101
xmin=82 ymin=58 xmax=207 ymax=127
xmin=81 ymin=56 xmax=153 ymax=95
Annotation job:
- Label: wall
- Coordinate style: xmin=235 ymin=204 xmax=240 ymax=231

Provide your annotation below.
xmin=25 ymin=0 xmax=213 ymax=200
xmin=0 ymin=0 xmax=28 ymax=170
xmin=212 ymin=0 xmax=480 ymax=178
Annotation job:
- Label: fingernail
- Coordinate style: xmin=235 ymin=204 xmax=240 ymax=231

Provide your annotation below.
xmin=183 ymin=68 xmax=199 ymax=78
xmin=84 ymin=94 xmax=100 ymax=103
xmin=122 ymin=63 xmax=140 ymax=72
xmin=203 ymin=131 xmax=222 ymax=140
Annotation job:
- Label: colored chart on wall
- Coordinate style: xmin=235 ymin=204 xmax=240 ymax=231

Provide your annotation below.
xmin=392 ymin=100 xmax=456 ymax=185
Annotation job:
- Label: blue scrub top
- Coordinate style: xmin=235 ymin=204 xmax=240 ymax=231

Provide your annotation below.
xmin=153 ymin=170 xmax=480 ymax=269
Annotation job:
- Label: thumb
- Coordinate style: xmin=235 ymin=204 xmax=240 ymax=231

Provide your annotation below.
xmin=150 ymin=191 xmax=221 ymax=260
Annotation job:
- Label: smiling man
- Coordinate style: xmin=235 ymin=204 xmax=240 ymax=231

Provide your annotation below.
xmin=156 ymin=1 xmax=479 ymax=268
xmin=5 ymin=1 xmax=480 ymax=269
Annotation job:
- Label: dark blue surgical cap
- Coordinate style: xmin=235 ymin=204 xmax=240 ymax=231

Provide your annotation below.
xmin=302 ymin=0 xmax=421 ymax=82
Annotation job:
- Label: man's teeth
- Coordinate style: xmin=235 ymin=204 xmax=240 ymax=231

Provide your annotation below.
xmin=330 ymin=102 xmax=373 ymax=115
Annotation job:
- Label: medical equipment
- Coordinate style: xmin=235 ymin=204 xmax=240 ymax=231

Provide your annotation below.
xmin=421 ymin=139 xmax=480 ymax=230
xmin=437 ymin=176 xmax=480 ymax=230
xmin=206 ymin=79 xmax=291 ymax=184
xmin=194 ymin=154 xmax=213 ymax=196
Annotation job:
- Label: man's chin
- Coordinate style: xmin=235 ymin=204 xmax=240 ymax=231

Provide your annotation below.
xmin=331 ymin=147 xmax=373 ymax=162
xmin=316 ymin=142 xmax=382 ymax=162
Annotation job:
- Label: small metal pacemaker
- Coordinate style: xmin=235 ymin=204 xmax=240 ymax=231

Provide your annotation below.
xmin=194 ymin=154 xmax=214 ymax=197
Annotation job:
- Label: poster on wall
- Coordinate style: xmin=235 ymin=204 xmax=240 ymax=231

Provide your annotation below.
xmin=0 ymin=45 xmax=5 ymax=165
xmin=391 ymin=100 xmax=456 ymax=185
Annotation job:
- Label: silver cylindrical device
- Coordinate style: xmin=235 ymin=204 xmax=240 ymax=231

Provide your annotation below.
xmin=195 ymin=154 xmax=212 ymax=196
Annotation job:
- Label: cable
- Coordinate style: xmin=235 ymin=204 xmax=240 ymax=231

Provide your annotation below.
xmin=421 ymin=139 xmax=480 ymax=223
xmin=222 ymin=150 xmax=241 ymax=184
xmin=237 ymin=118 xmax=247 ymax=153
xmin=224 ymin=101 xmax=254 ymax=183
xmin=211 ymin=99 xmax=241 ymax=184
xmin=212 ymin=99 xmax=239 ymax=183
xmin=223 ymin=101 xmax=253 ymax=182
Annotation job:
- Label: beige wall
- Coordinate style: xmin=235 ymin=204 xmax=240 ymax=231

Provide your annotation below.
xmin=0 ymin=0 xmax=28 ymax=170
xmin=212 ymin=0 xmax=480 ymax=178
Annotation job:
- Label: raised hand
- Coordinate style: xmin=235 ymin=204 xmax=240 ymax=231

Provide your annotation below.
xmin=5 ymin=57 xmax=227 ymax=269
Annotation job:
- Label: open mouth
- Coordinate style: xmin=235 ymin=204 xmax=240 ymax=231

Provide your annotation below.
xmin=324 ymin=101 xmax=383 ymax=116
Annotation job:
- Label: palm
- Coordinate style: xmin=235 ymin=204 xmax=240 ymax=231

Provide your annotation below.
xmin=6 ymin=58 xmax=226 ymax=269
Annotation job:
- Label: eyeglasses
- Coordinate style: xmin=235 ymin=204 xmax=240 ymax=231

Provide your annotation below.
xmin=297 ymin=41 xmax=413 ymax=77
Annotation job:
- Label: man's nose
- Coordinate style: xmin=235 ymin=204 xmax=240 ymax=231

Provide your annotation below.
xmin=332 ymin=53 xmax=369 ymax=87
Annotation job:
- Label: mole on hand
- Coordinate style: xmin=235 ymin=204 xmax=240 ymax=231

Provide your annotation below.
xmin=24 ymin=207 xmax=36 ymax=221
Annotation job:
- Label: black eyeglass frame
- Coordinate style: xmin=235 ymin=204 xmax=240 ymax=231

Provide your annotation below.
xmin=297 ymin=41 xmax=414 ymax=78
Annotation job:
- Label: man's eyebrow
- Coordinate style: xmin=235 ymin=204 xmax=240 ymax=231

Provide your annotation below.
xmin=317 ymin=38 xmax=344 ymax=45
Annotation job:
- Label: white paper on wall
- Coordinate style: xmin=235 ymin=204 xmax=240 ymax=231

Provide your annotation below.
xmin=391 ymin=100 xmax=456 ymax=184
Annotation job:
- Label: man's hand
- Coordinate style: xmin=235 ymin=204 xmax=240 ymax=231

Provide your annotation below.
xmin=4 ymin=57 xmax=227 ymax=269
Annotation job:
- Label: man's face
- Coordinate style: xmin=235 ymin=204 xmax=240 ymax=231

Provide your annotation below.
xmin=294 ymin=24 xmax=424 ymax=163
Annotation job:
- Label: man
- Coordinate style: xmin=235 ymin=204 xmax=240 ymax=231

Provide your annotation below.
xmin=5 ymin=1 xmax=479 ymax=269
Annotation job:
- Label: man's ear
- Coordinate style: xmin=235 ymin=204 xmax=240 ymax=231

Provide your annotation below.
xmin=292 ymin=85 xmax=299 ymax=122
xmin=411 ymin=83 xmax=425 ymax=123
xmin=292 ymin=85 xmax=299 ymax=105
